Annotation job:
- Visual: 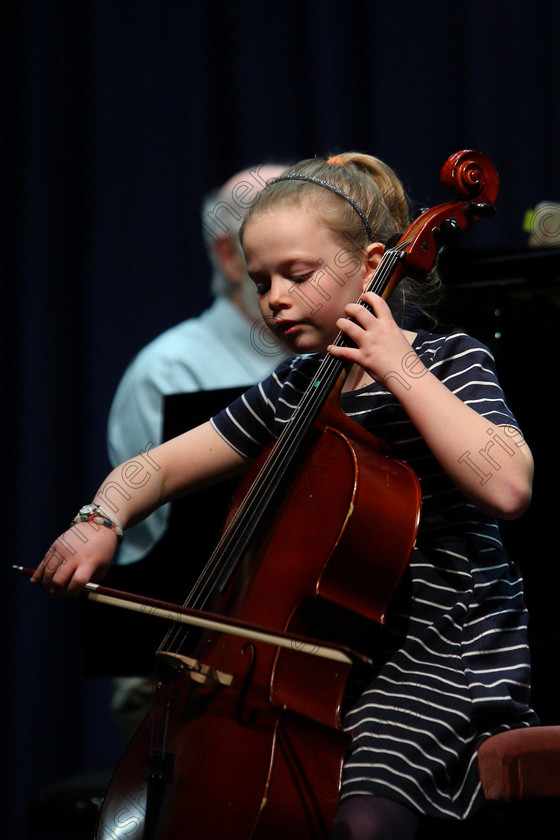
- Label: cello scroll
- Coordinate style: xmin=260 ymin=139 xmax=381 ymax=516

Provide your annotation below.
xmin=393 ymin=149 xmax=499 ymax=281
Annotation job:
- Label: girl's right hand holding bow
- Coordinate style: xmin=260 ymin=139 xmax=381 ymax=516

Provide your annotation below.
xmin=32 ymin=520 xmax=119 ymax=596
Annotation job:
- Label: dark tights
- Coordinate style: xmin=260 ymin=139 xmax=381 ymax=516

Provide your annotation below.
xmin=330 ymin=795 xmax=419 ymax=840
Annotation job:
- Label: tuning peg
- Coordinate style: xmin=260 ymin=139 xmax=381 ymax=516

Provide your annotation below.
xmin=464 ymin=202 xmax=495 ymax=220
xmin=435 ymin=217 xmax=462 ymax=246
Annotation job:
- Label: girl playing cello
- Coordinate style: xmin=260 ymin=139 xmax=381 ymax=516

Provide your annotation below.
xmin=33 ymin=152 xmax=537 ymax=839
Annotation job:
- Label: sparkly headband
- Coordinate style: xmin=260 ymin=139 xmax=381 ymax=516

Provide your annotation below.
xmin=267 ymin=173 xmax=375 ymax=242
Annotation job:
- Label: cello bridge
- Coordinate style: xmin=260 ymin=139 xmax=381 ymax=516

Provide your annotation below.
xmin=156 ymin=650 xmax=233 ymax=686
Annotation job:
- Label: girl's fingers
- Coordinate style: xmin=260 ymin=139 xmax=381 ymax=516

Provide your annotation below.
xmin=341 ymin=294 xmax=390 ymax=329
xmin=32 ymin=525 xmax=116 ymax=595
xmin=327 ymin=343 xmax=360 ymax=365
xmin=360 ymin=291 xmax=391 ymax=313
xmin=33 ymin=546 xmax=68 ymax=583
xmin=342 ymin=302 xmax=375 ymax=327
xmin=336 ymin=316 xmax=366 ymax=343
xmin=34 ymin=555 xmax=75 ymax=595
xmin=67 ymin=562 xmax=101 ymax=594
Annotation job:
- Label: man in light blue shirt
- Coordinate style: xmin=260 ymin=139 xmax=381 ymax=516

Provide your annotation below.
xmin=107 ymin=164 xmax=289 ymax=567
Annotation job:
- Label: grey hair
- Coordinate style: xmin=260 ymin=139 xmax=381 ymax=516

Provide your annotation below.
xmin=201 ymin=164 xmax=291 ymax=298
xmin=201 ymin=187 xmax=245 ymax=298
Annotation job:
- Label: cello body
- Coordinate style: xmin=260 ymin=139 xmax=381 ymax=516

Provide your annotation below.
xmin=96 ymin=402 xmax=422 ymax=840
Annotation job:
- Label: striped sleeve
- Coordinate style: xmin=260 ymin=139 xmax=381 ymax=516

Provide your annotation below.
xmin=210 ymin=380 xmax=277 ymax=458
xmin=210 ymin=355 xmax=316 ymax=458
xmin=428 ymin=333 xmax=519 ymax=429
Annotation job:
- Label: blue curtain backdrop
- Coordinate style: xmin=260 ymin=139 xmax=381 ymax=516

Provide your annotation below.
xmin=2 ymin=1 xmax=560 ymax=837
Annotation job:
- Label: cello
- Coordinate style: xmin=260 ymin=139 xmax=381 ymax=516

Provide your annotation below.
xmin=18 ymin=150 xmax=499 ymax=839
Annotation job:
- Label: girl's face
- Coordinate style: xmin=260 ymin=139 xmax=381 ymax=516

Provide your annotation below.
xmin=242 ymin=205 xmax=382 ymax=353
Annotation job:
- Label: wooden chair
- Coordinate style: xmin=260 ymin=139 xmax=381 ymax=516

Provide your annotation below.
xmin=478 ymin=726 xmax=560 ymax=800
xmin=418 ymin=727 xmax=560 ymax=839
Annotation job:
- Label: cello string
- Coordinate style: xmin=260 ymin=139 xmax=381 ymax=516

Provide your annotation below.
xmin=158 ymin=248 xmax=406 ymax=656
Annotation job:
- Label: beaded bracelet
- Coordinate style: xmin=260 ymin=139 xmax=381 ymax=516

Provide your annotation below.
xmin=71 ymin=503 xmax=124 ymax=543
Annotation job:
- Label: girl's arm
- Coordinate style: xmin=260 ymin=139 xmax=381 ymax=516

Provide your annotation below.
xmin=33 ymin=421 xmax=248 ymax=595
xmin=330 ymin=293 xmax=533 ymax=520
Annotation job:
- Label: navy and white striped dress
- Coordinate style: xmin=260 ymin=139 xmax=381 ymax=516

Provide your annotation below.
xmin=210 ymin=329 xmax=538 ymax=820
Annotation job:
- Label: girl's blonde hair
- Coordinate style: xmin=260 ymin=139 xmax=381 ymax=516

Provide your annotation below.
xmin=242 ymin=151 xmax=410 ymax=254
xmin=242 ymin=152 xmax=441 ymax=327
